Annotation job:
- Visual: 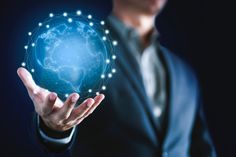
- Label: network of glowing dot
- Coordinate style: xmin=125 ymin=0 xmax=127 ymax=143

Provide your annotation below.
xmin=22 ymin=11 xmax=118 ymax=100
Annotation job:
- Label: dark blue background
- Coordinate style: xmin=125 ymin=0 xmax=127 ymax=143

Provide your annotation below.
xmin=0 ymin=0 xmax=234 ymax=157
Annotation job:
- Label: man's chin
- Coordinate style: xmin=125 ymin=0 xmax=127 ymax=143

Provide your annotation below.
xmin=145 ymin=1 xmax=167 ymax=16
xmin=144 ymin=8 xmax=162 ymax=16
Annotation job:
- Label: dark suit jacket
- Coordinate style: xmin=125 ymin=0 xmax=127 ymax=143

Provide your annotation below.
xmin=35 ymin=20 xmax=217 ymax=157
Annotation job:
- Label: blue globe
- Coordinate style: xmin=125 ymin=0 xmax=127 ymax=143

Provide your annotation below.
xmin=23 ymin=12 xmax=116 ymax=100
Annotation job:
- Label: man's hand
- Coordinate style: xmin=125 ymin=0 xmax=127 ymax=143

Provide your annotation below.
xmin=17 ymin=67 xmax=105 ymax=131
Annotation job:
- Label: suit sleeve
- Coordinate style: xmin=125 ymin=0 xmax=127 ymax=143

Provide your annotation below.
xmin=190 ymin=91 xmax=217 ymax=157
xmin=32 ymin=113 xmax=77 ymax=153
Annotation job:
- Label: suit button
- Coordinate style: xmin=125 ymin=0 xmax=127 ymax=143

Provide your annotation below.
xmin=162 ymin=152 xmax=168 ymax=157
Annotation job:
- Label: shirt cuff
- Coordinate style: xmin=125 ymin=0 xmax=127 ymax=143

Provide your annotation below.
xmin=37 ymin=115 xmax=76 ymax=145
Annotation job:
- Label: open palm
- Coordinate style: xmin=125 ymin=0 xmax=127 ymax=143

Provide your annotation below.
xmin=17 ymin=67 xmax=105 ymax=131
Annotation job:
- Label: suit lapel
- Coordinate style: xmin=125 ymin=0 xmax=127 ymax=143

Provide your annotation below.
xmin=106 ymin=16 xmax=189 ymax=147
xmin=159 ymin=46 xmax=181 ymax=149
xmin=106 ymin=21 xmax=162 ymax=138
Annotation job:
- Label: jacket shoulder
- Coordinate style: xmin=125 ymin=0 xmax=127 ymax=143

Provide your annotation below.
xmin=159 ymin=45 xmax=199 ymax=85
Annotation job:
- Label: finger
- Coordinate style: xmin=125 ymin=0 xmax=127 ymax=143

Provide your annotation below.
xmin=72 ymin=94 xmax=105 ymax=126
xmin=57 ymin=93 xmax=80 ymax=120
xmin=68 ymin=94 xmax=105 ymax=125
xmin=41 ymin=92 xmax=57 ymax=116
xmin=17 ymin=67 xmax=39 ymax=93
xmin=80 ymin=94 xmax=105 ymax=119
xmin=64 ymin=98 xmax=94 ymax=123
xmin=73 ymin=117 xmax=85 ymax=126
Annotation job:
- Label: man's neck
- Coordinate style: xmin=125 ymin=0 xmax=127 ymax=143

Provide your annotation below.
xmin=112 ymin=7 xmax=156 ymax=47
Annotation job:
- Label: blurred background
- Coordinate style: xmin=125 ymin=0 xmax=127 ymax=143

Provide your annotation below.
xmin=0 ymin=0 xmax=234 ymax=157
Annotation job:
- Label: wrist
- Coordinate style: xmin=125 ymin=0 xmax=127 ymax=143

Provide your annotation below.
xmin=38 ymin=116 xmax=74 ymax=139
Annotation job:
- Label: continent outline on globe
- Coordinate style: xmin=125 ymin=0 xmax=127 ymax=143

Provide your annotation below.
xmin=22 ymin=11 xmax=118 ymax=100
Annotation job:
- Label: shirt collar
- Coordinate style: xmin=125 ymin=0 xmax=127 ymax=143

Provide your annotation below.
xmin=107 ymin=14 xmax=160 ymax=48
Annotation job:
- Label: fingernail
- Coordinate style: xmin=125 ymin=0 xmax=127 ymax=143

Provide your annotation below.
xmin=100 ymin=94 xmax=105 ymax=99
xmin=71 ymin=95 xmax=79 ymax=103
xmin=49 ymin=93 xmax=57 ymax=101
xmin=86 ymin=99 xmax=94 ymax=107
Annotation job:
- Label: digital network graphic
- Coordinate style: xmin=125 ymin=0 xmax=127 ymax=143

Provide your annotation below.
xmin=22 ymin=11 xmax=118 ymax=100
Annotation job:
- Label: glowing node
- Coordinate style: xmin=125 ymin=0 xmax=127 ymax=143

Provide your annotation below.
xmin=112 ymin=68 xmax=116 ymax=73
xmin=112 ymin=55 xmax=116 ymax=60
xmin=31 ymin=69 xmax=35 ymax=73
xmin=102 ymin=36 xmax=107 ymax=41
xmin=100 ymin=21 xmax=105 ymax=25
xmin=102 ymin=85 xmax=106 ymax=90
xmin=89 ymin=22 xmax=94 ymax=26
xmin=63 ymin=12 xmax=68 ymax=17
xmin=49 ymin=13 xmax=54 ymax=17
xmin=76 ymin=10 xmax=82 ymax=15
xmin=106 ymin=59 xmax=110 ymax=64
xmin=87 ymin=15 xmax=92 ymax=19
xmin=112 ymin=40 xmax=118 ymax=46
xmin=101 ymin=74 xmax=105 ymax=79
xmin=23 ymin=11 xmax=117 ymax=100
xmin=108 ymin=73 xmax=112 ymax=78
xmin=105 ymin=29 xmax=109 ymax=34
xmin=21 ymin=62 xmax=26 ymax=67
xmin=68 ymin=18 xmax=73 ymax=23
xmin=153 ymin=106 xmax=162 ymax=117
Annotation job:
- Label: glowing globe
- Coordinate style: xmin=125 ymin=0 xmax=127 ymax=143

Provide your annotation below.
xmin=22 ymin=11 xmax=117 ymax=100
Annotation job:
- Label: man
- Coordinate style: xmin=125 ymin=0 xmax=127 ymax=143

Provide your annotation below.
xmin=17 ymin=0 xmax=217 ymax=156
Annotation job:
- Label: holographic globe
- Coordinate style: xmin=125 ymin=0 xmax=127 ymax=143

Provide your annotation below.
xmin=22 ymin=11 xmax=118 ymax=100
